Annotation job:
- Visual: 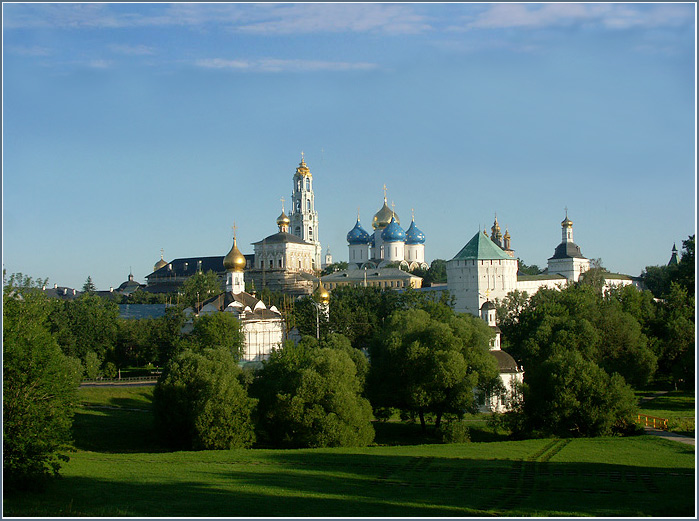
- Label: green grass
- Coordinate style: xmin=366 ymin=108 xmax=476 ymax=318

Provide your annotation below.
xmin=637 ymin=390 xmax=695 ymax=436
xmin=3 ymin=386 xmax=695 ymax=517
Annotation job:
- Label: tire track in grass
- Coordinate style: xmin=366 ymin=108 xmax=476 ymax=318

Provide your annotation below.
xmin=491 ymin=439 xmax=570 ymax=514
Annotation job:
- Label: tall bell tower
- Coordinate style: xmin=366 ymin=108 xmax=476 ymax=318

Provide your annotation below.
xmin=289 ymin=153 xmax=322 ymax=270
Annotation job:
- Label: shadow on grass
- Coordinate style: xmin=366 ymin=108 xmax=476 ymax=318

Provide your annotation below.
xmin=71 ymin=407 xmax=166 ymax=454
xmin=4 ymin=452 xmax=695 ymax=517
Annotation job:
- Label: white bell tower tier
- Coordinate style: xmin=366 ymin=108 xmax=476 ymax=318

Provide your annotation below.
xmin=289 ymin=153 xmax=322 ymax=271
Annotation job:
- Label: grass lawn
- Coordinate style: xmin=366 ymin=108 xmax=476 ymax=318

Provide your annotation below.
xmin=637 ymin=390 xmax=695 ymax=437
xmin=3 ymin=386 xmax=695 ymax=517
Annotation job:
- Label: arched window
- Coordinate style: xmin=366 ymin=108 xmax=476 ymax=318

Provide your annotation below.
xmin=307 ymin=200 xmax=311 ymax=212
xmin=295 ymin=226 xmax=300 ymax=236
xmin=305 ymin=178 xmax=310 ymax=190
xmin=309 ymin=227 xmax=313 ymax=240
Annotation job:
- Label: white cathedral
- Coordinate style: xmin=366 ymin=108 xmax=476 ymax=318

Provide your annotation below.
xmin=346 ymin=188 xmax=428 ymax=272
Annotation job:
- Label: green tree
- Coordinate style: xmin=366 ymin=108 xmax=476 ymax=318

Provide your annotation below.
xmin=61 ymin=293 xmax=119 ymax=363
xmin=518 ymin=350 xmax=638 ymax=437
xmin=3 ymin=271 xmax=49 ymax=292
xmin=503 ymin=284 xmax=656 ymax=388
xmin=369 ymin=307 xmax=499 ymax=432
xmin=153 ymin=347 xmax=256 ymax=450
xmin=83 ymin=351 xmax=102 ymax=379
xmin=517 ymin=259 xmax=544 ymax=276
xmin=252 ymin=340 xmax=374 ymax=448
xmin=321 ymin=261 xmax=348 ymax=276
xmin=188 ymin=312 xmax=245 ymax=361
xmin=180 ymin=270 xmax=222 ymax=310
xmin=3 ymin=289 xmax=82 ymax=488
xmin=82 ymin=276 xmax=96 ymax=293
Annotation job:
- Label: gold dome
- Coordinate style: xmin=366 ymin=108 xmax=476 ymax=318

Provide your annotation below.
xmin=154 ymin=251 xmax=167 ymax=272
xmin=295 ymin=154 xmax=312 ymax=178
xmin=315 ymin=280 xmax=330 ymax=304
xmin=372 ymin=198 xmax=399 ymax=230
xmin=562 ymin=216 xmax=573 ymax=228
xmin=223 ymin=238 xmax=246 ymax=272
xmin=277 ymin=211 xmax=290 ymax=226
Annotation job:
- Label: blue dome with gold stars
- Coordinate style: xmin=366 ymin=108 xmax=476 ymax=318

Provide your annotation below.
xmin=347 ymin=219 xmax=372 ymax=245
xmin=405 ymin=220 xmax=425 ymax=245
xmin=381 ymin=217 xmax=406 ymax=242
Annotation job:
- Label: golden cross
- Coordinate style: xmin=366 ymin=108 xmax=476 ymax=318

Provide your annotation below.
xmin=301 ymin=151 xmax=305 ymax=162
xmin=383 ymin=183 xmax=387 ymax=200
xmin=357 ymin=206 xmax=361 ymax=220
xmin=411 ymin=208 xmax=415 ymax=221
xmin=232 ymin=222 xmax=237 ymax=240
xmin=160 ymin=248 xmax=164 ymax=259
xmin=280 ymin=196 xmax=285 ymax=212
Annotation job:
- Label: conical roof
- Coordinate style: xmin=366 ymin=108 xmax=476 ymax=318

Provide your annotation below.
xmin=451 ymin=231 xmax=511 ymax=261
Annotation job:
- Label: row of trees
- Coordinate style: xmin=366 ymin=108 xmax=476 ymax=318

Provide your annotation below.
xmin=152 ymin=297 xmax=501 ymax=450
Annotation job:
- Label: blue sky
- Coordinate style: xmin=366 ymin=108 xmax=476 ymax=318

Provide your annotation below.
xmin=2 ymin=3 xmax=696 ymax=290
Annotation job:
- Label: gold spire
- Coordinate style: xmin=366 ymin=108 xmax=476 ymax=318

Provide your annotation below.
xmin=562 ymin=207 xmax=573 ymax=228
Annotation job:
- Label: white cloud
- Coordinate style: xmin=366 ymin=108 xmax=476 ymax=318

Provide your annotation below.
xmin=108 ymin=44 xmax=155 ymax=56
xmin=462 ymin=3 xmax=694 ymax=31
xmin=2 ymin=3 xmax=430 ymax=35
xmin=195 ymin=57 xmax=378 ymax=73
xmin=5 ymin=45 xmax=52 ymax=56
xmin=234 ymin=4 xmax=431 ymax=35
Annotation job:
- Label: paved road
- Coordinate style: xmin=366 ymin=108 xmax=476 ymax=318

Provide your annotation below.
xmin=644 ymin=427 xmax=695 ymax=446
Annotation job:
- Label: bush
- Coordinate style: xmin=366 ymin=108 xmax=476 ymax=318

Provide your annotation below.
xmin=153 ymin=347 xmax=256 ymax=450
xmin=438 ymin=421 xmax=471 ymax=444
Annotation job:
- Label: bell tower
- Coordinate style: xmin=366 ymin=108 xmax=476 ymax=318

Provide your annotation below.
xmin=289 ymin=152 xmax=322 ymax=270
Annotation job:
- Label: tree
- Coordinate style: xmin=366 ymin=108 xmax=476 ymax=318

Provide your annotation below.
xmin=369 ymin=307 xmax=499 ymax=432
xmin=180 ymin=270 xmax=222 ymax=310
xmin=188 ymin=312 xmax=245 ymax=361
xmin=153 ymin=347 xmax=256 ymax=450
xmin=518 ymin=350 xmax=638 ymax=437
xmin=61 ymin=293 xmax=119 ymax=363
xmin=502 ymin=284 xmax=656 ymax=388
xmin=252 ymin=340 xmax=374 ymax=448
xmin=3 ymin=289 xmax=82 ymax=488
xmin=3 ymin=270 xmax=49 ymax=292
xmin=321 ymin=261 xmax=348 ymax=276
xmin=82 ymin=276 xmax=96 ymax=293
xmin=517 ymin=259 xmax=544 ymax=276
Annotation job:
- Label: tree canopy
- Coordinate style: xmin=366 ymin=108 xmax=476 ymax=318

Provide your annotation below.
xmin=153 ymin=347 xmax=256 ymax=450
xmin=3 ymin=288 xmax=82 ymax=488
xmin=369 ymin=305 xmax=499 ymax=431
xmin=251 ymin=337 xmax=374 ymax=448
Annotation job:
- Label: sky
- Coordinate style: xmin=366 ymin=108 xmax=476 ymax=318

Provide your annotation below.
xmin=2 ymin=2 xmax=696 ymax=290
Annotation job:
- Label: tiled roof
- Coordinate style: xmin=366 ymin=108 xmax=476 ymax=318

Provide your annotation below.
xmin=548 ymin=241 xmax=585 ymax=260
xmin=451 ymin=232 xmax=512 ymax=261
xmin=322 ymin=267 xmax=421 ymax=283
xmin=118 ymin=304 xmax=168 ymax=320
xmin=252 ymin=232 xmax=310 ymax=246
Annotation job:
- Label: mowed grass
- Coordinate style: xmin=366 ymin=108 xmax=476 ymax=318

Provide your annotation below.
xmin=3 ymin=386 xmax=695 ymax=517
xmin=637 ymin=390 xmax=695 ymax=437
